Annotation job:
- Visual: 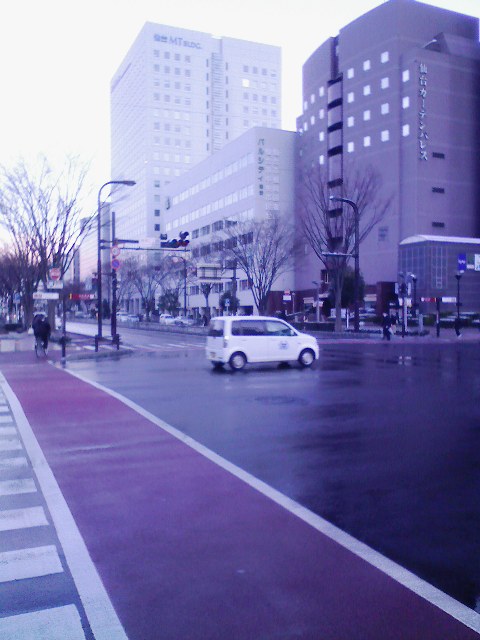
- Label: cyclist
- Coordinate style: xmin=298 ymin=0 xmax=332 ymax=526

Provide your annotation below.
xmin=32 ymin=313 xmax=51 ymax=354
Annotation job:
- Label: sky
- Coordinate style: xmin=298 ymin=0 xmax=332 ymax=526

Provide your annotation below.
xmin=0 ymin=0 xmax=479 ymax=205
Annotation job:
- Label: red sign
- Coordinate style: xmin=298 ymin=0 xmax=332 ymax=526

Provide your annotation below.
xmin=111 ymin=258 xmax=121 ymax=271
xmin=69 ymin=293 xmax=95 ymax=300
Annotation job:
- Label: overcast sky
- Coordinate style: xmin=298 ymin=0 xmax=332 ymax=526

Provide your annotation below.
xmin=1 ymin=0 xmax=478 ymax=199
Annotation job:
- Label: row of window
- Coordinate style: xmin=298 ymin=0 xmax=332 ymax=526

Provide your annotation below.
xmin=172 ymin=153 xmax=255 ymax=205
xmin=242 ymin=65 xmax=277 ymax=78
xmin=168 ymin=198 xmax=255 ymax=231
xmin=154 ymin=50 xmax=191 ymax=63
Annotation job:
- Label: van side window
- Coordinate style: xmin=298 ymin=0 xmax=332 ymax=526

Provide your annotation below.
xmin=208 ymin=322 xmax=224 ymax=337
xmin=232 ymin=320 xmax=266 ymax=336
xmin=265 ymin=320 xmax=295 ymax=336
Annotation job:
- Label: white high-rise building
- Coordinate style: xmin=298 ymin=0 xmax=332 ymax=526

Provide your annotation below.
xmin=110 ymin=23 xmax=281 ymax=245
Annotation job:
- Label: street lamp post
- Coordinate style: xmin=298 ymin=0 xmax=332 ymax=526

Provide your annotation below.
xmin=454 ymin=271 xmax=463 ymax=336
xmin=329 ymin=196 xmax=360 ymax=332
xmin=409 ymin=273 xmax=417 ymax=318
xmin=312 ymin=280 xmax=320 ymax=322
xmin=96 ymin=180 xmax=135 ymax=351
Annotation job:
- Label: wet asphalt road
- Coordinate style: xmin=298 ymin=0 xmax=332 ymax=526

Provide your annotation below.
xmin=67 ymin=335 xmax=480 ymax=612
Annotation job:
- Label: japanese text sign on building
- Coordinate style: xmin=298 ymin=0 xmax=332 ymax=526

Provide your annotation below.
xmin=258 ymin=138 xmax=265 ymax=196
xmin=418 ymin=63 xmax=428 ymax=161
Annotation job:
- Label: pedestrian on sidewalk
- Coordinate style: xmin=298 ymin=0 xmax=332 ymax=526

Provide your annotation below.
xmin=382 ymin=313 xmax=392 ymax=341
xmin=454 ymin=316 xmax=462 ymax=337
xmin=32 ymin=313 xmax=51 ymax=353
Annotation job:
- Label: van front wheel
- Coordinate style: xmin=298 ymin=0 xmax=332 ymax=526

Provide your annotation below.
xmin=229 ymin=352 xmax=246 ymax=371
xmin=298 ymin=348 xmax=315 ymax=368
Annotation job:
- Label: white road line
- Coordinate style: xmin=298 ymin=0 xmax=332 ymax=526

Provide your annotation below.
xmin=0 ymin=415 xmax=13 ymax=424
xmin=0 ymin=478 xmax=36 ymax=496
xmin=0 ymin=545 xmax=63 ymax=583
xmin=0 ymin=605 xmax=86 ymax=640
xmin=64 ymin=366 xmax=480 ymax=635
xmin=1 ymin=378 xmax=128 ymax=640
xmin=0 ymin=437 xmax=22 ymax=452
xmin=0 ymin=457 xmax=28 ymax=471
xmin=0 ymin=506 xmax=48 ymax=532
xmin=0 ymin=427 xmax=17 ymax=436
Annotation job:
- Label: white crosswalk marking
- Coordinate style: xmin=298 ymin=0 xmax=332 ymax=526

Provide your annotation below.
xmin=0 ymin=427 xmax=16 ymax=436
xmin=0 ymin=545 xmax=63 ymax=583
xmin=0 ymin=415 xmax=13 ymax=424
xmin=0 ymin=437 xmax=22 ymax=452
xmin=0 ymin=457 xmax=28 ymax=470
xmin=0 ymin=506 xmax=49 ymax=532
xmin=0 ymin=605 xmax=86 ymax=640
xmin=0 ymin=478 xmax=36 ymax=496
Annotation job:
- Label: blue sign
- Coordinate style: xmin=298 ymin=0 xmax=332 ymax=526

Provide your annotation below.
xmin=458 ymin=253 xmax=467 ymax=272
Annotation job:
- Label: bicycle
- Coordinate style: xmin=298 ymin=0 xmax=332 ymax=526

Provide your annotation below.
xmin=34 ymin=335 xmax=48 ymax=358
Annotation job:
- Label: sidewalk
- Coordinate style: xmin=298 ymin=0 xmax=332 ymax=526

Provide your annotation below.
xmin=0 ymin=350 xmax=479 ymax=638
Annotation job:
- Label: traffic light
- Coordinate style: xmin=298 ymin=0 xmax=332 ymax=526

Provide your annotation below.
xmin=178 ymin=231 xmax=189 ymax=247
xmin=160 ymin=231 xmax=189 ymax=249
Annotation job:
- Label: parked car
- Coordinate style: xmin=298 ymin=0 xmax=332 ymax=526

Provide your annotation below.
xmin=127 ymin=314 xmax=140 ymax=323
xmin=159 ymin=314 xmax=176 ymax=325
xmin=206 ymin=316 xmax=319 ymax=371
xmin=117 ymin=312 xmax=130 ymax=323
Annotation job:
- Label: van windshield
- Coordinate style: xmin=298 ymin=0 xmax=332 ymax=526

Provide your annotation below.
xmin=208 ymin=320 xmax=224 ymax=338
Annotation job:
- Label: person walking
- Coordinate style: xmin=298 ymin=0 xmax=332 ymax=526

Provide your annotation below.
xmin=32 ymin=313 xmax=52 ymax=354
xmin=382 ymin=313 xmax=392 ymax=341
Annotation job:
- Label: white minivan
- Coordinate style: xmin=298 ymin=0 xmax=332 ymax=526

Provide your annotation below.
xmin=206 ymin=316 xmax=319 ymax=371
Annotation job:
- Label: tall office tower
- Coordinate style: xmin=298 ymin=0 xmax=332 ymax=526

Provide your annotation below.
xmin=111 ymin=23 xmax=281 ymax=245
xmin=295 ymin=0 xmax=480 ymax=291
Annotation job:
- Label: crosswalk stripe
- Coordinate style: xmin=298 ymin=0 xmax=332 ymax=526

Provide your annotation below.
xmin=0 ymin=605 xmax=86 ymax=640
xmin=0 ymin=478 xmax=36 ymax=496
xmin=0 ymin=545 xmax=63 ymax=583
xmin=0 ymin=427 xmax=17 ymax=436
xmin=0 ymin=457 xmax=28 ymax=471
xmin=0 ymin=437 xmax=22 ymax=452
xmin=0 ymin=415 xmax=13 ymax=424
xmin=0 ymin=506 xmax=49 ymax=532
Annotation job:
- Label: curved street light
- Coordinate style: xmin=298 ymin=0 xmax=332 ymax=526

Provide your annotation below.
xmin=329 ymin=195 xmax=360 ymax=332
xmin=96 ymin=180 xmax=136 ymax=349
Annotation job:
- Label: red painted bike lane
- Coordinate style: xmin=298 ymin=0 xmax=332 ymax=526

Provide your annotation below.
xmin=2 ymin=356 xmax=479 ymax=640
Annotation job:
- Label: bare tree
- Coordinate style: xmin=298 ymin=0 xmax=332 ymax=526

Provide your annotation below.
xmin=222 ymin=214 xmax=297 ymax=315
xmin=299 ymin=163 xmax=391 ymax=331
xmin=0 ymin=155 xmax=92 ymax=326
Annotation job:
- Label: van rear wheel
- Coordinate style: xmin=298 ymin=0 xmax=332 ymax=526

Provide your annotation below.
xmin=229 ymin=352 xmax=246 ymax=371
xmin=298 ymin=348 xmax=315 ymax=368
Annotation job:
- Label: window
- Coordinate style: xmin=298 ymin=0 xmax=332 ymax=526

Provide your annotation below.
xmin=364 ymin=136 xmax=371 ymax=147
xmin=378 ymin=226 xmax=388 ymax=241
xmin=265 ymin=321 xmax=294 ymax=337
xmin=242 ymin=79 xmax=250 ymax=88
xmin=363 ymin=109 xmax=371 ymax=121
xmin=347 ymin=116 xmax=354 ymax=127
xmin=402 ymin=124 xmax=410 ymax=137
xmin=363 ymin=84 xmax=371 ymax=96
xmin=381 ymin=129 xmax=390 ymax=142
xmin=347 ymin=67 xmax=354 ymax=79
xmin=232 ymin=320 xmax=266 ymax=336
xmin=347 ymin=92 xmax=355 ymax=103
xmin=432 ymin=187 xmax=445 ymax=193
xmin=381 ymin=51 xmax=389 ymax=63
xmin=310 ymin=115 xmax=315 ymax=125
xmin=154 ymin=209 xmax=160 ymax=217
xmin=319 ymin=154 xmax=325 ymax=165
xmin=402 ymin=69 xmax=410 ymax=82
xmin=402 ymin=96 xmax=410 ymax=109
xmin=154 ymin=224 xmax=160 ymax=231
xmin=319 ymin=108 xmax=325 ymax=119
xmin=319 ymin=131 xmax=325 ymax=141
xmin=310 ymin=93 xmax=315 ymax=104
xmin=432 ymin=152 xmax=445 ymax=159
xmin=347 ymin=141 xmax=355 ymax=153
xmin=363 ymin=59 xmax=371 ymax=71
xmin=432 ymin=221 xmax=445 ymax=228
xmin=381 ymin=77 xmax=389 ymax=89
xmin=319 ymin=86 xmax=325 ymax=97
xmin=381 ymin=103 xmax=389 ymax=115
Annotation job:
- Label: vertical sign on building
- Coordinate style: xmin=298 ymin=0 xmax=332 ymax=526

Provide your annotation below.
xmin=258 ymin=138 xmax=265 ymax=195
xmin=418 ymin=63 xmax=428 ymax=160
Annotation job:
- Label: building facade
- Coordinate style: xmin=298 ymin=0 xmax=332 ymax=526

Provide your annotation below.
xmin=295 ymin=0 xmax=480 ymax=297
xmin=110 ymin=23 xmax=281 ymax=247
xmin=163 ymin=127 xmax=296 ymax=316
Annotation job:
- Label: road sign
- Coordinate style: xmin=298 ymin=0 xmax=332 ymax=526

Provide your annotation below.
xmin=111 ymin=258 xmax=121 ymax=271
xmin=49 ymin=267 xmax=61 ymax=281
xmin=442 ymin=296 xmax=457 ymax=303
xmin=33 ymin=292 xmax=59 ymax=300
xmin=48 ymin=280 xmax=64 ymax=290
xmin=458 ymin=253 xmax=467 ymax=272
xmin=421 ymin=297 xmax=437 ymax=303
xmin=111 ymin=245 xmax=121 ymax=258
